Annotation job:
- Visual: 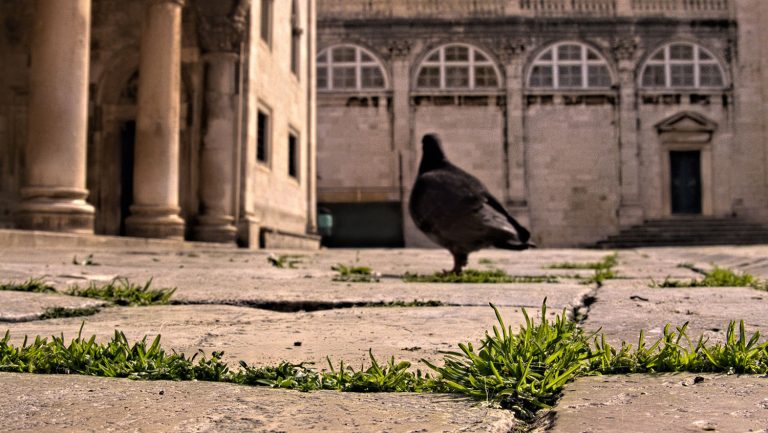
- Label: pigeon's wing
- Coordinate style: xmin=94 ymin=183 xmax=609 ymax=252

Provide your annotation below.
xmin=483 ymin=192 xmax=531 ymax=244
xmin=410 ymin=167 xmax=526 ymax=252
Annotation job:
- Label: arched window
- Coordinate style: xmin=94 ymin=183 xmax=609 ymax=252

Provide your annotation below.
xmin=415 ymin=44 xmax=500 ymax=90
xmin=528 ymin=42 xmax=613 ymax=89
xmin=316 ymin=45 xmax=387 ymax=91
xmin=640 ymin=42 xmax=725 ymax=89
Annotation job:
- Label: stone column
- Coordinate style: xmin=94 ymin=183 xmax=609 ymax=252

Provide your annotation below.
xmin=17 ymin=0 xmax=95 ymax=233
xmin=502 ymin=39 xmax=531 ymax=228
xmin=613 ymin=38 xmax=644 ymax=227
xmin=126 ymin=0 xmax=185 ymax=239
xmin=193 ymin=3 xmax=249 ymax=243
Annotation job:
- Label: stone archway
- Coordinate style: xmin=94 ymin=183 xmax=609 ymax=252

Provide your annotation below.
xmin=91 ymin=50 xmax=195 ymax=236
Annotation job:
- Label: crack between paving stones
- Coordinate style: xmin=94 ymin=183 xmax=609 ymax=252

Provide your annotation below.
xmin=170 ymin=299 xmax=545 ymax=313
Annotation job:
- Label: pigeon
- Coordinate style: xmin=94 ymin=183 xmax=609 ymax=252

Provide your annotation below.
xmin=409 ymin=134 xmax=533 ymax=274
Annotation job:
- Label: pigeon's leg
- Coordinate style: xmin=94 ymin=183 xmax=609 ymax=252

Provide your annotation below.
xmin=451 ymin=252 xmax=468 ymax=275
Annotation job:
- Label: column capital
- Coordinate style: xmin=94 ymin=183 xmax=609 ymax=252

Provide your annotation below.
xmin=195 ymin=0 xmax=250 ymax=53
xmin=387 ymin=40 xmax=411 ymax=59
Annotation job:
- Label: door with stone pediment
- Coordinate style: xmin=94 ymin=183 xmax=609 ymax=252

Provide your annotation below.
xmin=655 ymin=112 xmax=717 ymax=217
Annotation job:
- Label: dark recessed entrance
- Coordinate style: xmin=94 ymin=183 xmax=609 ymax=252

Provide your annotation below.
xmin=119 ymin=121 xmax=136 ymax=235
xmin=670 ymin=150 xmax=702 ymax=215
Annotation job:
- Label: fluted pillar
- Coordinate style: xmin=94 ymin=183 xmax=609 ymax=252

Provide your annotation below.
xmin=17 ymin=0 xmax=95 ymax=233
xmin=193 ymin=2 xmax=249 ymax=243
xmin=126 ymin=0 xmax=185 ymax=239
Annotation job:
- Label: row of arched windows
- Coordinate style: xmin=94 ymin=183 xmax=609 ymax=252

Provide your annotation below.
xmin=316 ymin=41 xmax=727 ymax=92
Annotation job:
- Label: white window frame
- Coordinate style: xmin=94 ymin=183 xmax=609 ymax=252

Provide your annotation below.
xmin=640 ymin=42 xmax=726 ymax=89
xmin=415 ymin=43 xmax=501 ymax=91
xmin=316 ymin=45 xmax=388 ymax=92
xmin=527 ymin=42 xmax=613 ymax=90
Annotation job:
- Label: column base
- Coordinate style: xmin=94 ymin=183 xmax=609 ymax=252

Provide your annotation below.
xmin=236 ymin=215 xmax=261 ymax=248
xmin=16 ymin=187 xmax=95 ymax=234
xmin=194 ymin=214 xmax=237 ymax=244
xmin=125 ymin=205 xmax=185 ymax=240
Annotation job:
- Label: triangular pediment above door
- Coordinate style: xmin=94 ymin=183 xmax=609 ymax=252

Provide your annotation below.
xmin=655 ymin=111 xmax=718 ymax=134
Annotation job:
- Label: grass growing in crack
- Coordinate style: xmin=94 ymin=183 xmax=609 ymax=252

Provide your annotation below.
xmin=66 ymin=278 xmax=176 ymax=306
xmin=364 ymin=300 xmax=445 ymax=308
xmin=650 ymin=266 xmax=767 ymax=291
xmin=39 ymin=306 xmax=101 ymax=320
xmin=402 ymin=269 xmax=558 ymax=284
xmin=2 ymin=303 xmax=766 ymax=423
xmin=0 ymin=278 xmax=57 ymax=293
xmin=267 ymin=254 xmax=305 ymax=269
xmin=548 ymin=253 xmax=618 ymax=271
xmin=332 ymin=264 xmax=380 ymax=283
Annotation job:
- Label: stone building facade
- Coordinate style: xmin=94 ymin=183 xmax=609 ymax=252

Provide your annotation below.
xmin=0 ymin=0 xmax=319 ymax=248
xmin=316 ymin=0 xmax=768 ymax=247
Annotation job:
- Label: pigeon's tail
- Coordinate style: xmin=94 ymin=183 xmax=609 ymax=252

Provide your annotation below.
xmin=494 ymin=239 xmax=536 ymax=251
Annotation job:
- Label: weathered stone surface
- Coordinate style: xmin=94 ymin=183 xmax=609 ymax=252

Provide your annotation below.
xmin=0 ymin=291 xmax=106 ymax=322
xmin=0 ymin=247 xmax=594 ymax=307
xmin=547 ymin=373 xmax=768 ymax=433
xmin=0 ymin=373 xmax=518 ymax=433
xmin=584 ymin=280 xmax=768 ymax=346
xmin=0 ymin=304 xmax=555 ymax=368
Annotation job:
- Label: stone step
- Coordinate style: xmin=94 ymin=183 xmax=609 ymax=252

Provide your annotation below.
xmin=597 ymin=218 xmax=768 ymax=248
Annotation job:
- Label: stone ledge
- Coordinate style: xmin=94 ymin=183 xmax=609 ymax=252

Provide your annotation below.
xmin=0 ymin=229 xmax=237 ymax=251
xmin=260 ymin=227 xmax=321 ymax=250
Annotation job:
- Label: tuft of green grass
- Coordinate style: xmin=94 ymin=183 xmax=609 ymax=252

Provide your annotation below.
xmin=548 ymin=254 xmax=618 ymax=271
xmin=2 ymin=303 xmax=766 ymax=423
xmin=478 ymin=258 xmax=495 ymax=265
xmin=579 ymin=268 xmax=619 ymax=286
xmin=65 ymin=278 xmax=176 ymax=306
xmin=0 ymin=278 xmax=57 ymax=293
xmin=332 ymin=264 xmax=380 ymax=283
xmin=364 ymin=300 xmax=445 ymax=308
xmin=402 ymin=269 xmax=558 ymax=284
xmin=39 ymin=306 xmax=101 ymax=320
xmin=267 ymin=254 xmax=305 ymax=269
xmin=651 ymin=266 xmax=767 ymax=291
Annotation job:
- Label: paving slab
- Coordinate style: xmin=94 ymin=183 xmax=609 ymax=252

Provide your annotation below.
xmin=0 ymin=291 xmax=107 ymax=322
xmin=0 ymin=373 xmax=518 ymax=433
xmin=638 ymin=245 xmax=768 ymax=279
xmin=0 ymin=304 xmax=559 ymax=368
xmin=0 ymin=247 xmax=591 ymax=308
xmin=546 ymin=373 xmax=768 ymax=433
xmin=584 ymin=279 xmax=768 ymax=346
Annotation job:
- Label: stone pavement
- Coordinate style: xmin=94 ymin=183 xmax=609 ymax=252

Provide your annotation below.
xmin=1 ymin=243 xmax=767 ymax=432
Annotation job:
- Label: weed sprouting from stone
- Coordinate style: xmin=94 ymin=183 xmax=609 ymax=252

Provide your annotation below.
xmin=650 ymin=266 xmax=767 ymax=291
xmin=2 ymin=302 xmax=766 ymax=423
xmin=548 ymin=253 xmax=618 ymax=271
xmin=65 ymin=278 xmax=176 ymax=306
xmin=39 ymin=306 xmax=101 ymax=320
xmin=402 ymin=269 xmax=558 ymax=284
xmin=332 ymin=264 xmax=381 ymax=283
xmin=267 ymin=254 xmax=305 ymax=269
xmin=0 ymin=278 xmax=57 ymax=293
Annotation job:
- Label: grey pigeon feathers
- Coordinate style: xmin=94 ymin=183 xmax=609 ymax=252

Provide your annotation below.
xmin=409 ymin=134 xmax=533 ymax=274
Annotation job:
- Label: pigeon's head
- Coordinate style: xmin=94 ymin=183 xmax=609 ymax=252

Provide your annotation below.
xmin=419 ymin=134 xmax=446 ymax=174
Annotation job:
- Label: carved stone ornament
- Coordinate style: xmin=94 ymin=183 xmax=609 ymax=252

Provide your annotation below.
xmin=195 ymin=0 xmax=251 ymax=53
xmin=498 ymin=37 xmax=529 ymax=61
xmin=387 ymin=40 xmax=411 ymax=58
xmin=612 ymin=38 xmax=637 ymax=62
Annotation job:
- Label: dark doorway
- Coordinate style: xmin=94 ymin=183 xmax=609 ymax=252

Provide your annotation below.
xmin=119 ymin=121 xmax=136 ymax=235
xmin=319 ymin=202 xmax=405 ymax=247
xmin=670 ymin=151 xmax=702 ymax=215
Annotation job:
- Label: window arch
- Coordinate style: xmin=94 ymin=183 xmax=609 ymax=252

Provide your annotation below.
xmin=640 ymin=42 xmax=725 ymax=89
xmin=528 ymin=42 xmax=613 ymax=90
xmin=415 ymin=43 xmax=501 ymax=90
xmin=316 ymin=45 xmax=387 ymax=91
